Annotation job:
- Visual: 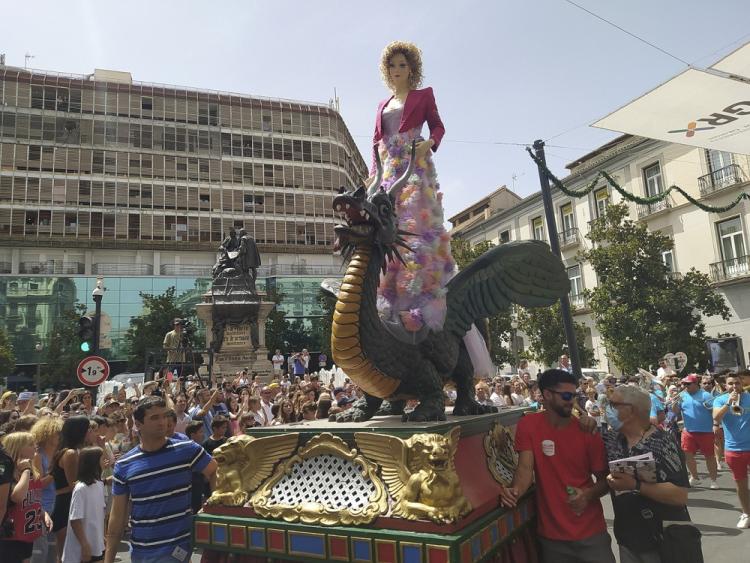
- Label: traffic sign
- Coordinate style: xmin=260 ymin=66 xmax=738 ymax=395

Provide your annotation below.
xmin=77 ymin=355 xmax=110 ymax=386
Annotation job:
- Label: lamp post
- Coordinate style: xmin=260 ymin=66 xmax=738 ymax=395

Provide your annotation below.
xmin=510 ymin=317 xmax=519 ymax=374
xmin=34 ymin=342 xmax=43 ymax=392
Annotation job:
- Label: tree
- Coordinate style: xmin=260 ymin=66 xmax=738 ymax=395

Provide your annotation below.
xmin=450 ymin=239 xmax=514 ymax=368
xmin=583 ymin=202 xmax=730 ymax=374
xmin=516 ymin=302 xmax=596 ymax=368
xmin=0 ymin=327 xmax=16 ymax=378
xmin=124 ymin=287 xmax=193 ymax=371
xmin=264 ymin=289 xmax=290 ymax=356
xmin=41 ymin=303 xmax=88 ymax=389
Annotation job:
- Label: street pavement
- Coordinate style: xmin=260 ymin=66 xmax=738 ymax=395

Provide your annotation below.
xmin=602 ymin=454 xmax=750 ymax=563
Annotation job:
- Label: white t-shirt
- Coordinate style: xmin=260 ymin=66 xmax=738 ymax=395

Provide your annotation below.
xmin=62 ymin=481 xmax=106 ymax=563
xmin=585 ymin=399 xmax=602 ymax=424
xmin=272 ymin=354 xmax=284 ymax=369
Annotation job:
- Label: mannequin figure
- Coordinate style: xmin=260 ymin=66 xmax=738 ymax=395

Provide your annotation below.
xmin=372 ymin=41 xmax=454 ymax=333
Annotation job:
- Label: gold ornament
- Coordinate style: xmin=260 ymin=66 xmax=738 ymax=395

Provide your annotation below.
xmin=251 ymin=432 xmax=388 ymax=526
xmin=355 ymin=427 xmax=471 ymax=524
xmin=484 ymin=421 xmax=519 ymax=487
xmin=206 ymin=433 xmax=300 ymax=506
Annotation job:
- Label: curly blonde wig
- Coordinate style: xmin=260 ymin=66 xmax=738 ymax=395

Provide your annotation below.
xmin=380 ymin=41 xmax=424 ymax=90
xmin=30 ymin=416 xmax=62 ymax=446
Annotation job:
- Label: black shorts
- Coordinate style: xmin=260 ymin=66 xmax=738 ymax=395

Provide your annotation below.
xmin=52 ymin=491 xmax=72 ymax=532
xmin=0 ymin=539 xmax=34 ymax=563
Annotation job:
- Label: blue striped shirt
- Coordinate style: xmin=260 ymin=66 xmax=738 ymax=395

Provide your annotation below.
xmin=112 ymin=438 xmax=211 ymax=559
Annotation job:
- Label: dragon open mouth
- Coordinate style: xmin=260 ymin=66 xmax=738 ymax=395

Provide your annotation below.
xmin=332 ymin=191 xmax=377 ymax=252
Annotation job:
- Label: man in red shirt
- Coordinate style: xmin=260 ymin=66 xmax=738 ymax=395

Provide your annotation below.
xmin=500 ymin=369 xmax=615 ymax=563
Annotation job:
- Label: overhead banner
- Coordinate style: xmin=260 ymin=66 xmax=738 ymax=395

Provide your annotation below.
xmin=711 ymin=41 xmax=750 ymax=79
xmin=593 ymin=67 xmax=750 ymax=154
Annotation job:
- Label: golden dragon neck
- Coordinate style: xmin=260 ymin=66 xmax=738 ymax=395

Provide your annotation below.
xmin=331 ymin=246 xmax=400 ymax=399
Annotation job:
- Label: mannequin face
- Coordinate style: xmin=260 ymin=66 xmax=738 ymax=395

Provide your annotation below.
xmin=388 ymin=53 xmax=411 ymax=91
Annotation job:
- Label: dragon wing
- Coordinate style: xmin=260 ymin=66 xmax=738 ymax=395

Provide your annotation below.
xmin=443 ymin=240 xmax=569 ymax=339
xmin=244 ymin=433 xmax=300 ymax=493
xmin=355 ymin=432 xmax=411 ymax=500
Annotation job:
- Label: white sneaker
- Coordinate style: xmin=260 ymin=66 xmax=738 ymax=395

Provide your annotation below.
xmin=737 ymin=514 xmax=750 ymax=529
xmin=709 ymin=480 xmax=719 ymax=490
xmin=689 ymin=476 xmax=701 ymax=486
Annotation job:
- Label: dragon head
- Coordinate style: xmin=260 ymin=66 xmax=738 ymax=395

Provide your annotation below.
xmin=333 ymin=142 xmax=417 ymax=269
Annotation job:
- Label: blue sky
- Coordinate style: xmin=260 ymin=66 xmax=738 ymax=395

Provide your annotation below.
xmin=2 ymin=0 xmax=749 ymax=219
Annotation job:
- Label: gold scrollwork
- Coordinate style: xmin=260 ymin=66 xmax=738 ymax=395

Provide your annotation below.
xmin=251 ymin=432 xmax=388 ymax=526
xmin=355 ymin=427 xmax=472 ymax=524
xmin=206 ymin=433 xmax=300 ymax=507
xmin=484 ymin=421 xmax=518 ymax=487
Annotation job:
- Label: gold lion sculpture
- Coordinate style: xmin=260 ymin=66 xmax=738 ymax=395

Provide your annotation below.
xmin=355 ymin=427 xmax=471 ymax=523
xmin=206 ymin=433 xmax=299 ymax=506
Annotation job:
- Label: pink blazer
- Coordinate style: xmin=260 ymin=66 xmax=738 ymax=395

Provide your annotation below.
xmin=371 ymin=87 xmax=445 ymax=173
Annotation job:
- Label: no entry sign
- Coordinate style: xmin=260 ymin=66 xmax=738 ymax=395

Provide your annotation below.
xmin=77 ymin=355 xmax=110 ymax=386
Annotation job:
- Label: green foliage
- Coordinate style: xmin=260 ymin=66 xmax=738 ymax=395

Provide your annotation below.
xmin=312 ymin=291 xmax=335 ymax=358
xmin=583 ymin=203 xmax=730 ymax=374
xmin=517 ymin=302 xmax=596 ymax=368
xmin=450 ymin=239 xmax=513 ymax=368
xmin=0 ymin=327 xmax=16 ymax=377
xmin=41 ymin=303 xmax=88 ymax=389
xmin=124 ymin=287 xmax=195 ymax=371
xmin=264 ymin=289 xmax=289 ymax=355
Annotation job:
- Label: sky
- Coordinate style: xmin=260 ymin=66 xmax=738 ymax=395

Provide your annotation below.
xmin=2 ymin=0 xmax=749 ymax=220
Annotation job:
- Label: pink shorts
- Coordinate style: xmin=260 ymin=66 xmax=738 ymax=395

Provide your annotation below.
xmin=725 ymin=451 xmax=750 ymax=481
xmin=681 ymin=430 xmax=714 ymax=455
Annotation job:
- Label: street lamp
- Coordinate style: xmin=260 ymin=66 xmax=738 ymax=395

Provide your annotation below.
xmin=92 ymin=277 xmax=105 ymax=355
xmin=34 ymin=342 xmax=43 ymax=392
xmin=510 ymin=317 xmax=519 ymax=374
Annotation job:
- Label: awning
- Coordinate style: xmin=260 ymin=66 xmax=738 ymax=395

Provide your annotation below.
xmin=593 ymin=41 xmax=750 ymax=154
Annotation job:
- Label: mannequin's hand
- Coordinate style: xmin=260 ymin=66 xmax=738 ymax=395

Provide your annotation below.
xmin=415 ymin=140 xmax=433 ymax=160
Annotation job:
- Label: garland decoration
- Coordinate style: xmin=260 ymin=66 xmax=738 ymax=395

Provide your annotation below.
xmin=526 ymin=147 xmax=750 ymax=214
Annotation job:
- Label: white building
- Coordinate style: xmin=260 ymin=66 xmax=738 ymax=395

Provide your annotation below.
xmin=453 ymin=134 xmax=750 ymax=373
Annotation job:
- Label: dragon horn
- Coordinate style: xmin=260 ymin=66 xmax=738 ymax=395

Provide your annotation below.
xmin=366 ymin=145 xmax=384 ymax=196
xmin=388 ymin=140 xmax=417 ymax=198
xmin=392 ymin=247 xmax=408 ymax=266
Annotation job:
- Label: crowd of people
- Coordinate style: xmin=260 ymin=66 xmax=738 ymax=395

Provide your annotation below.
xmin=0 ymin=353 xmax=747 ymax=563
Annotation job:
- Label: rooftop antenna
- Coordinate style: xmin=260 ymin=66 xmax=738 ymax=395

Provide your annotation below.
xmin=24 ymin=53 xmax=34 ymax=68
xmin=329 ymin=87 xmax=340 ymax=113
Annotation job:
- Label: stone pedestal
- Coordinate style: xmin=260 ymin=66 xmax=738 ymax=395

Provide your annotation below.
xmin=196 ymin=291 xmax=275 ymax=382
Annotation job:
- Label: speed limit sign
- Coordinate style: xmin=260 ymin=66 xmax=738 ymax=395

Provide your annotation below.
xmin=77 ymin=356 xmax=110 ymax=386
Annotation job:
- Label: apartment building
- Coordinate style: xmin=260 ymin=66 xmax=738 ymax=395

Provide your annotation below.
xmin=453 ymin=135 xmax=750 ymax=371
xmin=0 ymin=66 xmax=367 ymax=364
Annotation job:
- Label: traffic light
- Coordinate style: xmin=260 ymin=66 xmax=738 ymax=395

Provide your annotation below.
xmin=78 ymin=316 xmax=95 ymax=353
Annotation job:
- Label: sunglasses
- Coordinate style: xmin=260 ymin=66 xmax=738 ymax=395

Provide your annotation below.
xmin=548 ymin=390 xmax=576 ymax=401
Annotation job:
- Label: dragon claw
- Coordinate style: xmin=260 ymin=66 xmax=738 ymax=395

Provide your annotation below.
xmin=452 ymin=401 xmax=498 ymax=416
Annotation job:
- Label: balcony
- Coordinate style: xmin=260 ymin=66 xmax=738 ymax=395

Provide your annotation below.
xmin=665 ymin=271 xmax=682 ymax=281
xmin=636 ymin=196 xmax=672 ymax=219
xmin=0 ymin=262 xmax=11 ymax=274
xmin=569 ymin=293 xmax=588 ymax=309
xmin=160 ymin=264 xmax=212 ymax=277
xmin=699 ymin=164 xmax=745 ymax=197
xmin=710 ymin=255 xmax=750 ymax=284
xmin=19 ymin=261 xmax=84 ymax=275
xmin=558 ymin=227 xmax=580 ymax=249
xmin=92 ymin=263 xmax=154 ymax=275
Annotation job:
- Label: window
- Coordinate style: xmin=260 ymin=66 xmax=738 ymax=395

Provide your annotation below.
xmin=141 ymin=97 xmax=153 ymax=111
xmin=594 ymin=188 xmax=610 ymax=218
xmin=643 ymin=162 xmax=664 ymax=196
xmin=499 ymin=230 xmax=510 ymax=244
xmin=568 ymin=264 xmax=584 ymax=307
xmin=662 ymin=249 xmax=675 ymax=272
xmin=706 ymin=149 xmax=733 ymax=174
xmin=717 ymin=217 xmax=746 ymax=263
xmin=532 ymin=216 xmax=545 ymax=241
xmin=28 ymin=145 xmax=41 ymax=161
xmin=560 ymin=203 xmax=574 ymax=233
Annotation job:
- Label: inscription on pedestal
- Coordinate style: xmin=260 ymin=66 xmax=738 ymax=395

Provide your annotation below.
xmin=222 ymin=324 xmax=251 ymax=349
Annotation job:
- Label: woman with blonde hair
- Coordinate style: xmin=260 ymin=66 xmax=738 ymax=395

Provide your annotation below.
xmin=31 ymin=417 xmax=62 ymax=562
xmin=0 ymin=432 xmax=51 ymax=563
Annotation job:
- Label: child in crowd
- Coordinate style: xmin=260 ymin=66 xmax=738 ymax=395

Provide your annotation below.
xmin=62 ymin=447 xmax=106 ymax=563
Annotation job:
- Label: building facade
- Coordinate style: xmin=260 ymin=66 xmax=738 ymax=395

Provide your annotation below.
xmin=453 ymin=135 xmax=750 ymax=372
xmin=0 ymin=66 xmax=367 ymax=365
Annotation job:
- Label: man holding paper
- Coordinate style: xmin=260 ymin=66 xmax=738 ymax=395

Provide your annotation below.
xmin=603 ymin=385 xmax=691 ymax=563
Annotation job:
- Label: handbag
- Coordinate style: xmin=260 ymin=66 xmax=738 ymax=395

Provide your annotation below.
xmin=658 ymin=522 xmax=704 ymax=563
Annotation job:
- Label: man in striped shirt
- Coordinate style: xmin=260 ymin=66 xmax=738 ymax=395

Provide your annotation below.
xmin=105 ymin=396 xmax=217 ymax=563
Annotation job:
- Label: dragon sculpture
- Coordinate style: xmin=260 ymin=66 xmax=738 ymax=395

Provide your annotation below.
xmin=327 ymin=142 xmax=570 ymax=423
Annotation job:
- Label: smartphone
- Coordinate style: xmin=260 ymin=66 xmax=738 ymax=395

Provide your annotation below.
xmin=113 ymin=384 xmax=119 ymax=395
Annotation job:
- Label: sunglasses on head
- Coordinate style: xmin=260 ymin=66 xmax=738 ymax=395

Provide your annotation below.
xmin=548 ymin=390 xmax=576 ymax=401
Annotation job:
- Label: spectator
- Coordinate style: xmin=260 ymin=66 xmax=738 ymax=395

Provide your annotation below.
xmin=51 ymin=416 xmax=90 ymax=563
xmin=62 ymin=447 xmax=106 ymax=563
xmin=272 ymin=349 xmax=285 ymax=376
xmin=500 ymin=369 xmax=615 ymax=563
xmin=490 ymin=382 xmax=505 ymax=408
xmin=315 ymin=398 xmax=332 ymax=420
xmin=274 ymin=400 xmax=296 ymax=425
xmin=173 ymin=394 xmax=192 ymax=434
xmin=164 ymin=409 xmax=189 ymax=441
xmin=672 ymin=374 xmax=718 ymax=488
xmin=30 ymin=416 xmax=62 ymax=563
xmin=475 ymin=382 xmax=494 ymax=407
xmin=713 ymin=373 xmax=750 ymax=528
xmin=189 ymin=387 xmax=220 ymax=439
xmin=0 ymin=431 xmax=50 ymax=563
xmin=203 ymin=416 xmax=229 ymax=456
xmin=584 ymin=388 xmax=604 ymax=431
xmin=259 ymin=387 xmax=275 ymax=425
xmin=300 ymin=402 xmax=317 ymax=421
xmin=603 ymin=385 xmax=690 ymax=562
xmin=105 ymin=396 xmax=217 ymax=563
xmin=559 ymin=354 xmax=573 ymax=374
